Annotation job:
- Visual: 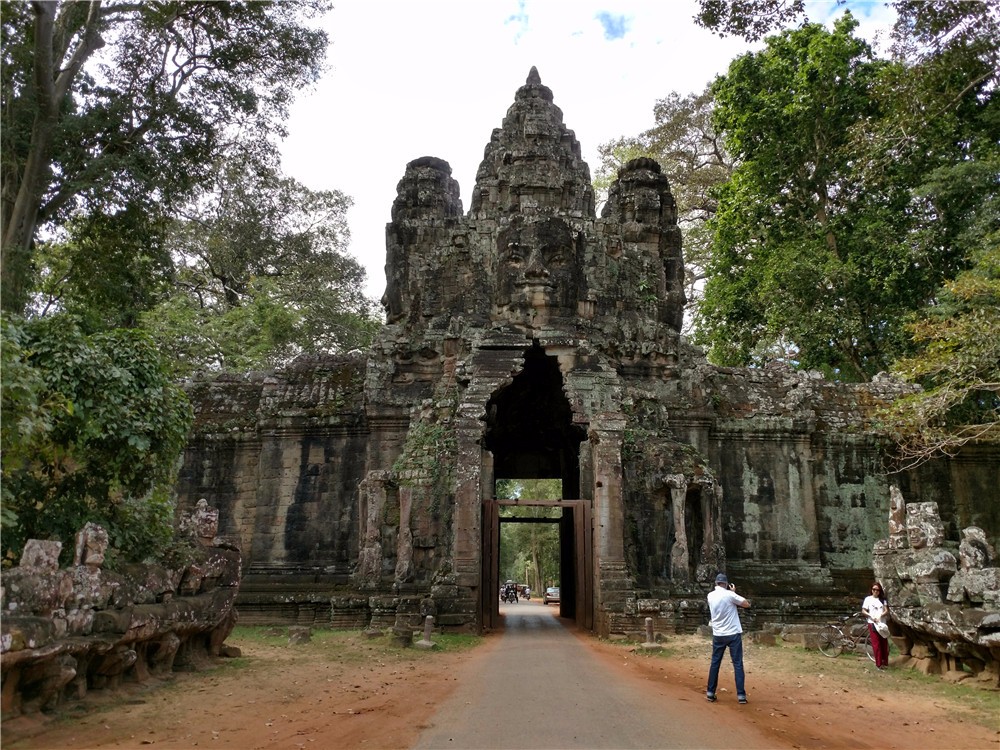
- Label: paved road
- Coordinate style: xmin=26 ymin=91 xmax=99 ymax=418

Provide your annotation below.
xmin=414 ymin=600 xmax=783 ymax=750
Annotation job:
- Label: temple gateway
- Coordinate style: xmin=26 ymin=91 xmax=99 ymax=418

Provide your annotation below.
xmin=178 ymin=69 xmax=998 ymax=637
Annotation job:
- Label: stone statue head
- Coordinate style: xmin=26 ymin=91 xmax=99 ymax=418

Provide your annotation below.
xmin=191 ymin=498 xmax=220 ymax=545
xmin=73 ymin=522 xmax=109 ymax=568
xmin=20 ymin=539 xmax=63 ymax=571
xmin=494 ymin=215 xmax=581 ymax=321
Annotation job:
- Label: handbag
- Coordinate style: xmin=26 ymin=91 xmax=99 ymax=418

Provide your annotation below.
xmin=874 ymin=619 xmax=890 ymax=639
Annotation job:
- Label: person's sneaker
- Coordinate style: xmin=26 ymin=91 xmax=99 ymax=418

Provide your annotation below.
xmin=706 ymin=694 xmax=717 ymax=703
xmin=738 ymin=696 xmax=748 ymax=704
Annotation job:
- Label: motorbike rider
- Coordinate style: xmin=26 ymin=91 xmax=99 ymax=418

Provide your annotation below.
xmin=501 ymin=580 xmax=518 ymax=603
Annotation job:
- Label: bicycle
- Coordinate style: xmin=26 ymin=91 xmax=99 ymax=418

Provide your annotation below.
xmin=817 ymin=613 xmax=875 ymax=662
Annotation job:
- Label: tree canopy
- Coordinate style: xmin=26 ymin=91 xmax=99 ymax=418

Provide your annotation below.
xmin=695 ymin=0 xmax=805 ymax=42
xmin=879 ymin=187 xmax=1000 ymax=467
xmin=140 ymin=151 xmax=380 ymax=376
xmin=0 ymin=1 xmax=386 ymax=565
xmin=682 ymin=0 xmax=999 ymax=456
xmin=1 ymin=315 xmax=193 ymax=566
xmin=3 ymin=0 xmax=381 ymax=368
xmin=699 ymin=17 xmax=919 ymax=379
xmin=1 ymin=0 xmax=330 ymax=314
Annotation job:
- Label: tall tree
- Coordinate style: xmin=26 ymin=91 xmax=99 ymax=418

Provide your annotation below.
xmin=700 ymin=17 xmax=903 ymax=378
xmin=141 ymin=151 xmax=381 ymax=375
xmin=693 ymin=0 xmax=998 ymax=463
xmin=596 ymin=85 xmax=733 ymax=326
xmin=1 ymin=0 xmax=330 ymax=313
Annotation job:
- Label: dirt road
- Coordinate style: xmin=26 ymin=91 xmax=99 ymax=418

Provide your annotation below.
xmin=3 ymin=602 xmax=997 ymax=750
xmin=415 ymin=600 xmax=778 ymax=749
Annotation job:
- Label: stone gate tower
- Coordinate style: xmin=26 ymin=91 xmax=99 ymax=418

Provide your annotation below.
xmin=360 ymin=66 xmax=709 ymax=633
xmin=178 ymin=70 xmax=999 ymax=636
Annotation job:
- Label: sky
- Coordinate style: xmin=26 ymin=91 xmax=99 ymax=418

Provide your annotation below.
xmin=279 ymin=0 xmax=896 ymax=301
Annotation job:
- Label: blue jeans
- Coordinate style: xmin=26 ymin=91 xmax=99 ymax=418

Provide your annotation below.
xmin=706 ymin=633 xmax=746 ymax=698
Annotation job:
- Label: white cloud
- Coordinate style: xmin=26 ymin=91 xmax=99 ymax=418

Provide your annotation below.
xmin=278 ymin=0 xmax=891 ymax=300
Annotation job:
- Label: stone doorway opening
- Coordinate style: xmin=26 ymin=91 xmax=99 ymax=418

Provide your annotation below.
xmin=480 ymin=344 xmax=591 ymax=630
xmin=484 ymin=499 xmax=591 ymax=629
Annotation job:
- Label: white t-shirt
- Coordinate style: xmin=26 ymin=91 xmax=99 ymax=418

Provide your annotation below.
xmin=863 ymin=595 xmax=887 ymax=623
xmin=707 ymin=586 xmax=747 ymax=636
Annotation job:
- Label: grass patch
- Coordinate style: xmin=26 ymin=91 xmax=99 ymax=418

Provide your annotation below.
xmin=604 ymin=633 xmax=1000 ymax=732
xmin=229 ymin=625 xmax=483 ymax=665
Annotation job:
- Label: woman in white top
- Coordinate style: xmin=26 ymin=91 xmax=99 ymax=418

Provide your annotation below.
xmin=862 ymin=581 xmax=890 ymax=669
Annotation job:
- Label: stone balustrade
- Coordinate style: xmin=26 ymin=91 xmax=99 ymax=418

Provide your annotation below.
xmin=872 ymin=488 xmax=1000 ymax=686
xmin=1 ymin=501 xmax=241 ymax=717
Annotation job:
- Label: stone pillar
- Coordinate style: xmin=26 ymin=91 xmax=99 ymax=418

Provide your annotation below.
xmin=887 ymin=484 xmax=907 ymax=549
xmin=791 ymin=436 xmax=821 ymax=561
xmin=590 ymin=413 xmax=629 ymax=635
xmin=591 ymin=415 xmax=626 ymax=562
xmin=641 ymin=615 xmax=662 ymax=651
xmin=394 ymin=486 xmax=415 ymax=583
xmin=416 ymin=615 xmax=437 ymax=649
xmin=452 ymin=413 xmax=484 ymax=590
xmin=668 ymin=483 xmax=689 ymax=583
xmin=353 ymin=471 xmax=391 ymax=589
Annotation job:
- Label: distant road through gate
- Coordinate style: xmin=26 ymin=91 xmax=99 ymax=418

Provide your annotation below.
xmin=414 ymin=601 xmax=785 ymax=750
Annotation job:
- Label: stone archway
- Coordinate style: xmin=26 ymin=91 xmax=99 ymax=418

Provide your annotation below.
xmin=479 ymin=344 xmax=591 ymax=630
xmin=483 ymin=344 xmax=586 ymax=496
xmin=481 ymin=498 xmax=592 ymax=631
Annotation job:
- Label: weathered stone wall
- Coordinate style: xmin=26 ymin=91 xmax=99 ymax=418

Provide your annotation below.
xmin=1 ymin=505 xmax=241 ymax=718
xmin=175 ymin=68 xmax=999 ymax=638
xmin=178 ymin=356 xmax=369 ymax=574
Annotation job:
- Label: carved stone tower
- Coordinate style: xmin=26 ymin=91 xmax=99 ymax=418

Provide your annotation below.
xmin=361 ymin=68 xmax=721 ymax=633
xmin=177 ymin=69 xmax=998 ymax=637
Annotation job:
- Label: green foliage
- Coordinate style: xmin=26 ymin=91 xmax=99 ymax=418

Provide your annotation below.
xmin=4 ymin=2 xmax=380 ymax=371
xmin=695 ymin=14 xmax=992 ymax=381
xmin=140 ymin=153 xmax=381 ymax=376
xmin=880 ymin=240 xmax=1000 ymax=468
xmin=104 ymin=488 xmax=195 ymax=570
xmin=0 ymin=316 xmax=67 ymax=535
xmin=694 ymin=0 xmax=805 ymax=41
xmin=2 ymin=0 xmax=332 ymax=313
xmin=393 ymin=421 xmax=456 ymax=490
xmin=497 ymin=479 xmax=561 ymax=590
xmin=0 ymin=314 xmax=193 ymax=566
xmin=33 ymin=205 xmax=175 ymax=329
xmin=689 ymin=1 xmax=999 ymax=385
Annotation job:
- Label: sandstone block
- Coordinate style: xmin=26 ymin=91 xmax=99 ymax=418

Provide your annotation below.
xmin=947 ymin=568 xmax=1000 ymax=605
xmin=288 ymin=626 xmax=312 ymax=645
xmin=905 ymin=502 xmax=945 ymax=549
xmin=941 ymin=669 xmax=970 ymax=683
xmin=908 ymin=547 xmax=957 ymax=583
xmin=913 ymin=656 xmax=942 ymax=675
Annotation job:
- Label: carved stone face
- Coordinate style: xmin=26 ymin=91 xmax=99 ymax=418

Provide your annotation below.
xmin=75 ymin=522 xmax=109 ymax=567
xmin=623 ymin=184 xmax=661 ymax=224
xmin=494 ymin=217 xmax=579 ymax=319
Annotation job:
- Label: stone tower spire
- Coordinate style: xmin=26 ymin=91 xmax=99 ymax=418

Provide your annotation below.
xmin=470 ymin=68 xmax=595 ymax=219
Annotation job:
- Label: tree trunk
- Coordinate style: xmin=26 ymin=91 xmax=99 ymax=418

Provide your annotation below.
xmin=2 ymin=3 xmax=56 ymax=312
xmin=1 ymin=0 xmax=104 ymax=313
